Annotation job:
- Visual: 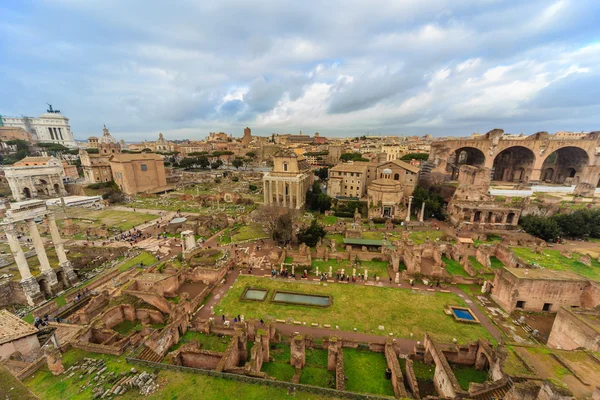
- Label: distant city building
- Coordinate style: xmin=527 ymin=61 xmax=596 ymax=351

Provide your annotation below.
xmin=0 ymin=105 xmax=77 ymax=148
xmin=81 ymin=125 xmax=120 ymax=183
xmin=328 ymin=162 xmax=374 ymax=199
xmin=263 ymin=150 xmax=313 ymax=209
xmin=242 ymin=127 xmax=252 ymax=147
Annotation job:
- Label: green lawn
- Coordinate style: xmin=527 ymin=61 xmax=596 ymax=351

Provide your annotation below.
xmin=489 ymin=256 xmax=504 ymax=269
xmin=343 ymin=348 xmax=394 ymax=396
xmin=324 ymin=234 xmax=345 ymax=251
xmin=408 ymin=230 xmax=445 ymax=244
xmin=411 ymin=359 xmax=435 ymax=380
xmin=24 ymin=349 xmax=344 ymax=400
xmin=513 ymin=248 xmax=600 ymax=281
xmin=117 ymin=252 xmax=158 ymax=272
xmin=60 ymin=208 xmax=159 ymax=232
xmin=311 ymin=259 xmax=390 ymax=279
xmin=112 ymin=319 xmax=142 ymax=335
xmin=216 ymin=276 xmax=493 ymax=343
xmin=443 ymin=256 xmax=469 ymax=277
xmin=468 ymin=256 xmax=487 ymax=272
xmin=319 ymin=215 xmax=338 ymax=225
xmin=169 ymin=331 xmax=231 ymax=352
xmin=231 ymin=223 xmax=267 ymax=242
xmin=261 ymin=343 xmax=295 ymax=381
xmin=452 ymin=365 xmax=488 ymax=390
xmin=300 ymin=349 xmax=334 ymax=388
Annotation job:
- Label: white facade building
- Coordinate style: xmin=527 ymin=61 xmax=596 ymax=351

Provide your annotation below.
xmin=0 ymin=106 xmax=77 ymax=148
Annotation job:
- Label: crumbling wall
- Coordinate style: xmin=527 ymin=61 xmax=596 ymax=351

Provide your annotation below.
xmin=494 ymin=244 xmax=518 ymax=268
xmin=476 ymin=247 xmax=492 ymax=269
xmin=424 ymin=333 xmax=465 ymax=398
xmin=384 ymin=340 xmax=408 ymax=398
xmin=327 ymin=337 xmax=345 ymax=391
xmin=403 ymin=358 xmax=420 ymax=399
xmin=180 ymin=350 xmax=223 ymax=369
xmin=290 ymin=335 xmax=306 ymax=369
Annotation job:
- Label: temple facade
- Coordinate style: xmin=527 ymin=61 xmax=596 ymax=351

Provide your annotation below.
xmin=263 ymin=150 xmax=313 ymax=209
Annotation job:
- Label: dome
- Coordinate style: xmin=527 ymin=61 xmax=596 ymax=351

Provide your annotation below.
xmin=99 ymin=125 xmax=117 ymax=144
xmin=383 ymin=168 xmax=393 ymax=175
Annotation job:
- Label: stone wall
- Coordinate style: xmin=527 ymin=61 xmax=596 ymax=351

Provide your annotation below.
xmin=100 ymin=304 xmax=163 ymax=329
xmin=582 ymin=281 xmax=600 ymax=308
xmin=0 ymin=280 xmax=28 ymax=307
xmin=290 ymin=335 xmax=306 ymax=369
xmin=384 ymin=340 xmax=408 ymax=398
xmin=403 ymin=358 xmax=420 ymax=399
xmin=423 ymin=333 xmax=465 ymax=398
xmin=71 ymin=293 xmax=109 ymax=324
xmin=184 ymin=265 xmax=227 ymax=284
xmin=327 ymin=337 xmax=345 ymax=391
xmin=547 ymin=307 xmax=600 ymax=351
xmin=180 ymin=350 xmax=223 ymax=369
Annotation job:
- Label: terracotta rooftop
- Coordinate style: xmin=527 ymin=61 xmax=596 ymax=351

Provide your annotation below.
xmin=13 ymin=156 xmax=52 ymax=165
xmin=382 ymin=159 xmax=420 ymax=173
xmin=0 ymin=310 xmax=38 ymax=345
xmin=330 ymin=162 xmax=371 ymax=172
xmin=109 ymin=153 xmax=163 ymax=162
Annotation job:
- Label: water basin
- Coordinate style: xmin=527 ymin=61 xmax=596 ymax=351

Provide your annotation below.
xmin=243 ymin=289 xmax=268 ymax=301
xmin=450 ymin=307 xmax=476 ymax=321
xmin=272 ymin=291 xmax=331 ymax=307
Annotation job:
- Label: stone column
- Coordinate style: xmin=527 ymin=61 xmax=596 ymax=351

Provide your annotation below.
xmin=27 ymin=219 xmax=59 ymax=292
xmin=28 ymin=177 xmax=38 ymax=198
xmin=419 ymin=201 xmax=426 ymax=222
xmin=47 ymin=213 xmax=77 ymax=285
xmin=4 ymin=224 xmax=43 ymax=305
xmin=296 ymin=179 xmax=302 ymax=209
xmin=275 ymin=180 xmax=280 ymax=205
xmin=263 ymin=178 xmax=269 ymax=204
xmin=405 ymin=196 xmax=413 ymax=222
xmin=283 ymin=181 xmax=287 ymax=208
xmin=289 ymin=182 xmax=294 ymax=209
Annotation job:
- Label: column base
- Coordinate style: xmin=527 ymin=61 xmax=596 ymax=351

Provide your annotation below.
xmin=20 ymin=277 xmax=45 ymax=306
xmin=40 ymin=269 xmax=61 ymax=295
xmin=59 ymin=261 xmax=79 ymax=286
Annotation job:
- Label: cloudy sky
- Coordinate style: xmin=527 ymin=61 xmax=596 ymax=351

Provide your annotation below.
xmin=1 ymin=0 xmax=599 ymax=141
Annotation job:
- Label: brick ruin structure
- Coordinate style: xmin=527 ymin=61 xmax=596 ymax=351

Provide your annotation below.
xmin=426 ymin=129 xmax=600 ymax=187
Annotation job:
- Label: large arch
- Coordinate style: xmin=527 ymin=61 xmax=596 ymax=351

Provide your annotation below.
xmin=540 ymin=146 xmax=589 ymax=184
xmin=492 ymin=146 xmax=536 ymax=183
xmin=446 ymin=147 xmax=486 ymax=180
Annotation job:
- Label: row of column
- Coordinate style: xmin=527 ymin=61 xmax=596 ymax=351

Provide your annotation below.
xmin=404 ymin=196 xmax=427 ymax=222
xmin=264 ymin=177 xmax=306 ymax=209
xmin=48 ymin=127 xmax=64 ymax=141
xmin=3 ymin=213 xmax=77 ymax=305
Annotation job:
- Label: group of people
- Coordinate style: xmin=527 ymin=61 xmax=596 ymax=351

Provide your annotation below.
xmin=270 ymin=268 xmax=295 ymax=279
xmin=34 ymin=314 xmax=63 ymax=329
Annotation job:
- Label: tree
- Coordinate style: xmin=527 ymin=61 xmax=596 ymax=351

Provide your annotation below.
xmin=211 ymin=159 xmax=223 ymax=169
xmin=412 ymin=186 xmax=446 ymax=220
xmin=519 ymin=215 xmax=560 ymax=241
xmin=400 ymin=153 xmax=429 ymax=161
xmin=232 ymin=159 xmax=244 ymax=169
xmin=255 ymin=205 xmax=295 ymax=245
xmin=340 ymin=153 xmax=369 ymax=162
xmin=246 ymin=151 xmax=256 ymax=158
xmin=314 ymin=168 xmax=329 ymax=180
xmin=248 ymin=184 xmax=257 ymax=191
xmin=297 ymin=220 xmax=326 ymax=247
xmin=306 ymin=181 xmax=332 ymax=213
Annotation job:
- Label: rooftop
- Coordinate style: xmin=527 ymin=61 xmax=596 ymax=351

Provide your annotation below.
xmin=506 ymin=267 xmax=587 ymax=281
xmin=330 ymin=162 xmax=371 ymax=172
xmin=0 ymin=310 xmax=38 ymax=345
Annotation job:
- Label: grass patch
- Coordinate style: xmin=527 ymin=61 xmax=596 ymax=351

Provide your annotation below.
xmin=111 ymin=319 xmax=142 ymax=335
xmin=490 ymin=256 xmax=504 ymax=269
xmin=319 ymin=215 xmax=338 ymax=225
xmin=468 ymin=256 xmax=485 ymax=271
xmin=443 ymin=256 xmax=469 ymax=277
xmin=452 ymin=365 xmax=488 ymax=391
xmin=117 ymin=252 xmax=158 ymax=272
xmin=231 ymin=223 xmax=267 ymax=242
xmin=216 ymin=276 xmax=493 ymax=343
xmin=169 ymin=331 xmax=231 ymax=352
xmin=513 ymin=248 xmax=600 ymax=280
xmin=408 ymin=230 xmax=445 ymax=244
xmin=324 ymin=233 xmax=345 ymax=251
xmin=343 ymin=348 xmax=394 ymax=396
xmin=412 ymin=360 xmax=435 ymax=380
xmin=311 ymin=259 xmax=390 ymax=279
xmin=503 ymin=346 xmax=533 ymax=376
xmin=299 ymin=366 xmax=335 ymax=388
xmin=59 ymin=208 xmax=158 ymax=232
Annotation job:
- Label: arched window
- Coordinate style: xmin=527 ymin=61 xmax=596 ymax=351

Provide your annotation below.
xmin=394 ymin=173 xmax=399 ymax=180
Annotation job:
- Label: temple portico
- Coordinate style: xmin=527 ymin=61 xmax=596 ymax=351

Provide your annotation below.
xmin=263 ymin=150 xmax=313 ymax=210
xmin=1 ymin=200 xmax=77 ymax=305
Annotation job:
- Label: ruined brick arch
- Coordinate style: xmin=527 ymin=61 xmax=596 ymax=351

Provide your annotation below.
xmin=446 ymin=146 xmax=486 ymax=179
xmin=540 ymin=146 xmax=590 ymax=184
xmin=492 ymin=146 xmax=536 ymax=183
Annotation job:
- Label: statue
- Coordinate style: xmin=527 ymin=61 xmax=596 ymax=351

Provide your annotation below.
xmin=46 ymin=103 xmax=60 ymax=113
xmin=354 ymin=207 xmax=361 ymax=223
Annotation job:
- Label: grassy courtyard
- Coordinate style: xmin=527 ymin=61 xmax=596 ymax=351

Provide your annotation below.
xmin=216 ymin=276 xmax=493 ymax=343
xmin=513 ymin=248 xmax=600 ymax=281
xmin=300 ymin=349 xmax=334 ymax=388
xmin=23 ymin=349 xmax=344 ymax=400
xmin=218 ymin=223 xmax=267 ymax=244
xmin=169 ymin=331 xmax=231 ymax=352
xmin=343 ymin=348 xmax=394 ymax=396
xmin=261 ymin=343 xmax=296 ymax=381
xmin=59 ymin=208 xmax=159 ymax=232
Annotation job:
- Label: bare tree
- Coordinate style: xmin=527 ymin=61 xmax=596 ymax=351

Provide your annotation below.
xmin=254 ymin=205 xmax=297 ymax=245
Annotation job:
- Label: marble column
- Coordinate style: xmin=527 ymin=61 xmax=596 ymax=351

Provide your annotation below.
xmin=27 ymin=219 xmax=59 ymax=291
xmin=47 ymin=213 xmax=78 ymax=285
xmin=405 ymin=196 xmax=413 ymax=222
xmin=276 ymin=180 xmax=280 ymax=205
xmin=4 ymin=223 xmax=43 ymax=305
xmin=289 ymin=182 xmax=294 ymax=209
xmin=283 ymin=181 xmax=287 ymax=208
xmin=263 ymin=178 xmax=269 ymax=204
xmin=296 ymin=179 xmax=301 ymax=209
xmin=419 ymin=201 xmax=426 ymax=222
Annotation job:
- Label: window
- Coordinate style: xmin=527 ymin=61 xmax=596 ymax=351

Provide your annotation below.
xmin=516 ymin=301 xmax=525 ymax=309
xmin=141 ymin=164 xmax=148 ymax=171
xmin=542 ymin=303 xmax=552 ymax=312
xmin=283 ymin=162 xmax=288 ymax=172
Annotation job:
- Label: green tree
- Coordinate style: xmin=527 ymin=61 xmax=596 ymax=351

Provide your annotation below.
xmin=232 ymin=159 xmax=244 ymax=169
xmin=306 ymin=181 xmax=332 ymax=213
xmin=412 ymin=186 xmax=446 ymax=220
xmin=519 ymin=215 xmax=560 ymax=241
xmin=211 ymin=159 xmax=223 ymax=169
xmin=400 ymin=153 xmax=429 ymax=161
xmin=297 ymin=220 xmax=326 ymax=247
xmin=340 ymin=153 xmax=369 ymax=162
xmin=314 ymin=167 xmax=329 ymax=180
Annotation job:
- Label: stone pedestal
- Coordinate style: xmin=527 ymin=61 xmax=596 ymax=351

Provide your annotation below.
xmin=20 ymin=276 xmax=45 ymax=306
xmin=405 ymin=196 xmax=413 ymax=222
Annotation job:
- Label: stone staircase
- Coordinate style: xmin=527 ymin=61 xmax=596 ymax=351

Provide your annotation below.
xmin=138 ymin=346 xmax=163 ymax=363
xmin=470 ymin=379 xmax=512 ymax=400
xmin=36 ymin=327 xmax=56 ymax=346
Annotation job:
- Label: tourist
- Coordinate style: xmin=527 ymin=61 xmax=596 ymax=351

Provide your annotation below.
xmin=233 ymin=317 xmax=237 ymax=323
xmin=237 ymin=314 xmax=241 ymax=321
xmin=222 ymin=314 xmax=225 ymax=322
xmin=260 ymin=319 xmax=264 ymax=325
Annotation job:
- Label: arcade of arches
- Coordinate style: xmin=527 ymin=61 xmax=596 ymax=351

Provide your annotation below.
xmin=428 ymin=130 xmax=600 ymax=186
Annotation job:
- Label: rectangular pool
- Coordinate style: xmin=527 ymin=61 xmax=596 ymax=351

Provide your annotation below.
xmin=243 ymin=289 xmax=268 ymax=301
xmin=272 ymin=291 xmax=331 ymax=307
xmin=451 ymin=307 xmax=476 ymax=321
